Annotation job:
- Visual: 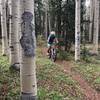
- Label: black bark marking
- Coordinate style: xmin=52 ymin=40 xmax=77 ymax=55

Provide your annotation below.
xmin=20 ymin=12 xmax=35 ymax=57
xmin=10 ymin=46 xmax=14 ymax=51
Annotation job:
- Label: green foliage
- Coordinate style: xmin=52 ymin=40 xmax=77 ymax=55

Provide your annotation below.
xmin=94 ymin=77 xmax=100 ymax=92
xmin=0 ymin=55 xmax=9 ymax=71
xmin=0 ymin=54 xmax=20 ymax=99
xmin=49 ymin=0 xmax=75 ymax=42
xmin=94 ymin=77 xmax=100 ymax=85
xmin=0 ymin=45 xmax=84 ymax=99
xmin=57 ymin=49 xmax=72 ymax=60
xmin=35 ymin=0 xmax=44 ymax=36
xmin=81 ymin=46 xmax=90 ymax=62
xmin=36 ymin=47 xmax=84 ymax=100
xmin=57 ymin=40 xmax=65 ymax=46
xmin=62 ymin=0 xmax=75 ymax=33
xmin=47 ymin=91 xmax=63 ymax=100
xmin=37 ymin=35 xmax=46 ymax=47
xmin=38 ymin=88 xmax=47 ymax=100
xmin=73 ymin=56 xmax=100 ymax=92
xmin=54 ymin=72 xmax=75 ymax=85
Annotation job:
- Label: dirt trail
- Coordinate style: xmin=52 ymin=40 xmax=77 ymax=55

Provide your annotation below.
xmin=42 ymin=48 xmax=100 ymax=100
xmin=56 ymin=60 xmax=100 ymax=100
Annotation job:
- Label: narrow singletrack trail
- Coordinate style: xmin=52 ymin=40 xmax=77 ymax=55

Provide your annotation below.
xmin=56 ymin=60 xmax=100 ymax=100
xmin=42 ymin=47 xmax=100 ymax=100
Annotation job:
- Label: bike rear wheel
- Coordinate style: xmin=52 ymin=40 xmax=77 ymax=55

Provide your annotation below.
xmin=50 ymin=48 xmax=57 ymax=62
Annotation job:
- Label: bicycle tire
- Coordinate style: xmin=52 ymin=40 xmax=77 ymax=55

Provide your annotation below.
xmin=50 ymin=48 xmax=57 ymax=62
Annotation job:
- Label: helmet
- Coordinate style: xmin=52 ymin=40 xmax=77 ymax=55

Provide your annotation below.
xmin=50 ymin=31 xmax=55 ymax=35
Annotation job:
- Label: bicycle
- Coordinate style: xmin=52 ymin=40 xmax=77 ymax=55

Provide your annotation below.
xmin=49 ymin=44 xmax=57 ymax=62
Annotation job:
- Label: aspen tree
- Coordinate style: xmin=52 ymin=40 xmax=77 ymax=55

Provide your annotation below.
xmin=20 ymin=0 xmax=37 ymax=99
xmin=75 ymin=0 xmax=81 ymax=61
xmin=6 ymin=0 xmax=10 ymax=37
xmin=89 ymin=0 xmax=94 ymax=42
xmin=93 ymin=0 xmax=100 ymax=54
xmin=9 ymin=0 xmax=20 ymax=69
xmin=45 ymin=10 xmax=48 ymax=39
xmin=1 ymin=0 xmax=9 ymax=56
xmin=44 ymin=0 xmax=49 ymax=39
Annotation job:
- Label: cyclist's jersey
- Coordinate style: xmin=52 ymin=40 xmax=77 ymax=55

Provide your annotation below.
xmin=47 ymin=34 xmax=56 ymax=44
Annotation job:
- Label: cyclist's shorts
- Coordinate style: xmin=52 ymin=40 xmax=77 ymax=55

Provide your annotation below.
xmin=47 ymin=43 xmax=55 ymax=47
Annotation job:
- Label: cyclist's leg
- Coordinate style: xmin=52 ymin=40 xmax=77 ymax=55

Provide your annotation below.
xmin=47 ymin=43 xmax=51 ymax=55
xmin=52 ymin=43 xmax=57 ymax=61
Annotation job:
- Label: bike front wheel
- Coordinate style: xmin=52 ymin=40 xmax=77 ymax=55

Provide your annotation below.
xmin=50 ymin=48 xmax=57 ymax=62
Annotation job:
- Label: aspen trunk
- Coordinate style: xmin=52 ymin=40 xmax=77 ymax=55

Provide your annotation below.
xmin=44 ymin=0 xmax=49 ymax=39
xmin=89 ymin=0 xmax=94 ymax=42
xmin=1 ymin=0 xmax=9 ymax=56
xmin=9 ymin=0 xmax=20 ymax=69
xmin=93 ymin=0 xmax=100 ymax=54
xmin=45 ymin=11 xmax=48 ymax=39
xmin=20 ymin=0 xmax=37 ymax=99
xmin=75 ymin=0 xmax=81 ymax=61
xmin=6 ymin=0 xmax=10 ymax=38
xmin=49 ymin=13 xmax=51 ymax=33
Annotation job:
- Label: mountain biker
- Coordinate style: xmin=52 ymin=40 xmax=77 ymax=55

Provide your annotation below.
xmin=47 ymin=31 xmax=58 ymax=55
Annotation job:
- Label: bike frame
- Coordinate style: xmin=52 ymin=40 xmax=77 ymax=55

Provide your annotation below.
xmin=49 ymin=45 xmax=57 ymax=62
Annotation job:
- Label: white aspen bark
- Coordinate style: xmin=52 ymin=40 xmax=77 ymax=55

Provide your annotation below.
xmin=48 ymin=13 xmax=51 ymax=32
xmin=45 ymin=10 xmax=48 ymax=39
xmin=93 ymin=0 xmax=100 ymax=54
xmin=6 ymin=0 xmax=10 ymax=34
xmin=89 ymin=0 xmax=94 ymax=42
xmin=9 ymin=0 xmax=20 ymax=69
xmin=1 ymin=0 xmax=9 ymax=56
xmin=44 ymin=0 xmax=49 ymax=39
xmin=8 ymin=0 xmax=11 ymax=58
xmin=20 ymin=0 xmax=37 ymax=99
xmin=75 ymin=0 xmax=81 ymax=61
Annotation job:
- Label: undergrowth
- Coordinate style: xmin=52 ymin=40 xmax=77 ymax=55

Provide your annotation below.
xmin=73 ymin=56 xmax=100 ymax=92
xmin=0 ymin=45 xmax=85 ymax=99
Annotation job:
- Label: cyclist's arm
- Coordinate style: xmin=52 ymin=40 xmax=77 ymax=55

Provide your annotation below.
xmin=55 ymin=37 xmax=58 ymax=43
xmin=47 ymin=35 xmax=51 ymax=43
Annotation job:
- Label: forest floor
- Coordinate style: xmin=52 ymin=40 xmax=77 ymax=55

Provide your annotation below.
xmin=41 ymin=41 xmax=100 ymax=100
xmin=0 ymin=40 xmax=100 ymax=100
xmin=56 ymin=60 xmax=100 ymax=100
